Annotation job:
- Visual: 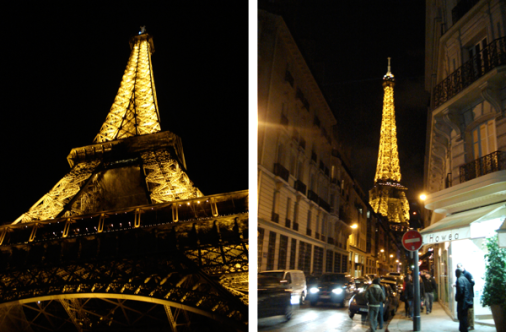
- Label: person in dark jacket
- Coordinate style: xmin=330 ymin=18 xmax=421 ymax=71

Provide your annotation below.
xmin=404 ymin=275 xmax=414 ymax=319
xmin=418 ymin=275 xmax=426 ymax=312
xmin=365 ymin=278 xmax=386 ymax=332
xmin=422 ymin=271 xmax=437 ymax=314
xmin=456 ymin=269 xmax=473 ymax=332
xmin=377 ymin=281 xmax=387 ymax=329
xmin=457 ymin=263 xmax=475 ymax=330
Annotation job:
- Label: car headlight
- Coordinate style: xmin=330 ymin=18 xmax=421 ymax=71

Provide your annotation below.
xmin=332 ymin=288 xmax=343 ymax=295
xmin=309 ymin=287 xmax=319 ymax=294
xmin=358 ymin=288 xmax=365 ymax=293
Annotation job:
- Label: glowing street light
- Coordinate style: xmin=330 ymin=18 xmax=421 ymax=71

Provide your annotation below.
xmin=390 ymin=254 xmax=394 ymax=258
xmin=351 ymin=224 xmax=358 ymax=229
xmin=380 ymin=249 xmax=384 ymax=252
xmin=420 ymin=194 xmax=427 ymax=201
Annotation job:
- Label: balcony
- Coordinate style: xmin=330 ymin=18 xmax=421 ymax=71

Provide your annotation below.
xmin=273 ymin=163 xmax=290 ymax=182
xmin=315 ymin=232 xmax=320 ymax=239
xmin=294 ymin=179 xmax=306 ymax=195
xmin=306 ymin=228 xmax=312 ymax=236
xmin=451 ymin=0 xmax=479 ymax=25
xmin=459 ymin=151 xmax=506 ymax=183
xmin=318 ymin=197 xmax=331 ymax=212
xmin=311 ymin=151 xmax=317 ymax=163
xmin=272 ymin=212 xmax=279 ymax=223
xmin=293 ymin=222 xmax=299 ymax=231
xmin=285 ymin=218 xmax=291 ymax=228
xmin=299 ymin=138 xmax=306 ymax=150
xmin=327 ymin=237 xmax=334 ymax=245
xmin=433 ymin=37 xmax=506 ymax=108
xmin=307 ymin=190 xmax=319 ymax=204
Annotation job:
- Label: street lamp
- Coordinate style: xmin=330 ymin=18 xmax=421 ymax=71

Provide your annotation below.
xmin=351 ymin=224 xmax=358 ymax=229
xmin=380 ymin=249 xmax=384 ymax=252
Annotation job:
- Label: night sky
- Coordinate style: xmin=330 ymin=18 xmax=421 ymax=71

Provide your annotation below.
xmin=260 ymin=1 xmax=430 ymax=203
xmin=2 ymin=3 xmax=248 ymax=224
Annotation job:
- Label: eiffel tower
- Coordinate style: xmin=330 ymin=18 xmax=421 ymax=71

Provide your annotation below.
xmin=0 ymin=28 xmax=249 ymax=332
xmin=369 ymin=58 xmax=410 ymax=230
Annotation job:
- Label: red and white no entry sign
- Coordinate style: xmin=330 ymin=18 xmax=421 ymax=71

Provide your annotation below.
xmin=402 ymin=230 xmax=423 ymax=251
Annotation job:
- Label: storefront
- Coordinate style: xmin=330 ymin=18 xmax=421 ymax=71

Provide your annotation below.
xmin=420 ymin=201 xmax=505 ymax=323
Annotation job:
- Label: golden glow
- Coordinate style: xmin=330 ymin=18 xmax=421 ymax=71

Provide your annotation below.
xmin=380 ymin=249 xmax=384 ymax=252
xmin=420 ymin=194 xmax=427 ymax=201
xmin=396 ymin=259 xmax=399 ymax=262
xmin=14 ymin=160 xmax=101 ymax=224
xmin=141 ymin=150 xmax=203 ymax=203
xmin=351 ymin=224 xmax=358 ymax=229
xmin=369 ymin=60 xmax=410 ymax=224
xmin=390 ymin=254 xmax=393 ymax=258
xmin=94 ymin=33 xmax=160 ymax=143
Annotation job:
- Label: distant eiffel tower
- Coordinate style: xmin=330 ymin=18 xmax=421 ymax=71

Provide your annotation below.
xmin=0 ymin=28 xmax=249 ymax=332
xmin=369 ymin=58 xmax=410 ymax=228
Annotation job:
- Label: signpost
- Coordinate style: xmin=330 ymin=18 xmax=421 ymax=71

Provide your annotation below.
xmin=402 ymin=230 xmax=423 ymax=332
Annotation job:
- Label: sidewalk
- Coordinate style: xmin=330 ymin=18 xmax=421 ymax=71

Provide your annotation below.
xmin=387 ymin=301 xmax=497 ymax=332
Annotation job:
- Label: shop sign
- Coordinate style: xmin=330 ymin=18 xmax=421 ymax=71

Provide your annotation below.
xmin=422 ymin=226 xmax=470 ymax=244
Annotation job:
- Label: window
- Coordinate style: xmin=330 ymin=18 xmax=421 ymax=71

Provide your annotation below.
xmin=326 ymin=250 xmax=333 ymax=272
xmin=298 ymin=241 xmax=312 ymax=276
xmin=334 ymin=253 xmax=341 ymax=273
xmin=468 ymin=37 xmax=488 ymax=77
xmin=266 ymin=231 xmax=277 ymax=270
xmin=277 ymin=143 xmax=285 ymax=166
xmin=313 ymin=246 xmax=323 ymax=274
xmin=278 ymin=235 xmax=288 ymax=270
xmin=258 ymin=228 xmax=265 ymax=269
xmin=473 ymin=119 xmax=496 ymax=159
xmin=289 ymin=239 xmax=297 ymax=269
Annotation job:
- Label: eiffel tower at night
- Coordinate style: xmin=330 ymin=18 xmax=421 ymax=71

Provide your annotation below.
xmin=0 ymin=28 xmax=249 ymax=332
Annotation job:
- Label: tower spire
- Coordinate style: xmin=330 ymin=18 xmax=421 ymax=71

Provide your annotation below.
xmin=369 ymin=57 xmax=409 ymax=223
xmin=94 ymin=31 xmax=161 ymax=143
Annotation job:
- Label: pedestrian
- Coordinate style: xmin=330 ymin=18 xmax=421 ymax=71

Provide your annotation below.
xmin=377 ymin=280 xmax=387 ymax=330
xmin=457 ymin=263 xmax=475 ymax=330
xmin=418 ymin=274 xmax=426 ymax=313
xmin=404 ymin=274 xmax=414 ymax=319
xmin=365 ymin=277 xmax=386 ymax=332
xmin=456 ymin=269 xmax=473 ymax=332
xmin=422 ymin=271 xmax=437 ymax=314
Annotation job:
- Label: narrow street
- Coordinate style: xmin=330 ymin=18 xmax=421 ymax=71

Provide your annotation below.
xmin=258 ymin=302 xmax=393 ymax=332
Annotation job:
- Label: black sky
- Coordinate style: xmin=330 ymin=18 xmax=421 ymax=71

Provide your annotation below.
xmin=2 ymin=3 xmax=248 ymax=224
xmin=260 ymin=0 xmax=430 ymax=202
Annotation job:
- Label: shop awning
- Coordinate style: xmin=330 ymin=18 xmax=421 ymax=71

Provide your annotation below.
xmin=421 ymin=201 xmax=506 ymax=245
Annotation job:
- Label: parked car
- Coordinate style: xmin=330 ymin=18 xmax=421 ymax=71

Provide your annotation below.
xmin=258 ymin=274 xmax=293 ymax=321
xmin=259 ymin=270 xmax=307 ymax=304
xmin=353 ymin=277 xmax=371 ymax=291
xmin=306 ymin=273 xmax=355 ymax=307
xmin=381 ymin=275 xmax=403 ymax=297
xmin=348 ymin=283 xmax=399 ymax=320
xmin=386 ymin=272 xmax=404 ymax=280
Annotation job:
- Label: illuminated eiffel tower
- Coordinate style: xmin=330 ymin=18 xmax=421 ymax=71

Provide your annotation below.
xmin=0 ymin=28 xmax=248 ymax=332
xmin=369 ymin=58 xmax=410 ymax=226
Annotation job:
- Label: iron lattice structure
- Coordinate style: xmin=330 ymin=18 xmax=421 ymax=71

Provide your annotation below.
xmin=2 ymin=30 xmax=248 ymax=332
xmin=369 ymin=58 xmax=410 ymax=224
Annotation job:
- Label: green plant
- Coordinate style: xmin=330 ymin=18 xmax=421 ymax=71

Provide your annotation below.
xmin=480 ymin=236 xmax=506 ymax=307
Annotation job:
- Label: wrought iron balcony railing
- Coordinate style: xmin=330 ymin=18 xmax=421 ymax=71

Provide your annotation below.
xmin=294 ymin=180 xmax=306 ymax=195
xmin=285 ymin=218 xmax=291 ymax=228
xmin=273 ymin=163 xmax=290 ymax=182
xmin=307 ymin=190 xmax=319 ymax=204
xmin=459 ymin=151 xmax=506 ymax=183
xmin=433 ymin=37 xmax=506 ymax=108
xmin=318 ymin=197 xmax=331 ymax=212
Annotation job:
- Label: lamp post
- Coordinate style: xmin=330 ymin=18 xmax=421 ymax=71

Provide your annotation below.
xmin=419 ymin=194 xmax=427 ymax=228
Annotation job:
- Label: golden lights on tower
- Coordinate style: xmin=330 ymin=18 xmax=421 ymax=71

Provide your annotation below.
xmin=369 ymin=58 xmax=410 ymax=223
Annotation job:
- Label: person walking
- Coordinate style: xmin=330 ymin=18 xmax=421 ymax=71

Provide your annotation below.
xmin=365 ymin=277 xmax=386 ymax=331
xmin=404 ymin=275 xmax=414 ymax=319
xmin=377 ymin=280 xmax=387 ymax=330
xmin=422 ymin=271 xmax=437 ymax=314
xmin=418 ymin=274 xmax=426 ymax=313
xmin=457 ymin=263 xmax=475 ymax=330
xmin=456 ymin=269 xmax=473 ymax=332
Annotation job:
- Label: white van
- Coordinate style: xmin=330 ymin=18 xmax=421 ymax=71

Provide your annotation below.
xmin=259 ymin=270 xmax=307 ymax=305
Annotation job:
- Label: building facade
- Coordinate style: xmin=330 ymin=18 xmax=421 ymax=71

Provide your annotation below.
xmin=423 ymin=0 xmax=505 ymax=324
xmin=258 ymin=10 xmax=375 ymax=278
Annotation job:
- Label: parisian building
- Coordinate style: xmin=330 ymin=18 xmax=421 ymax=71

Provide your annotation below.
xmin=422 ymin=0 xmax=505 ymax=324
xmin=258 ymin=10 xmax=379 ymax=279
